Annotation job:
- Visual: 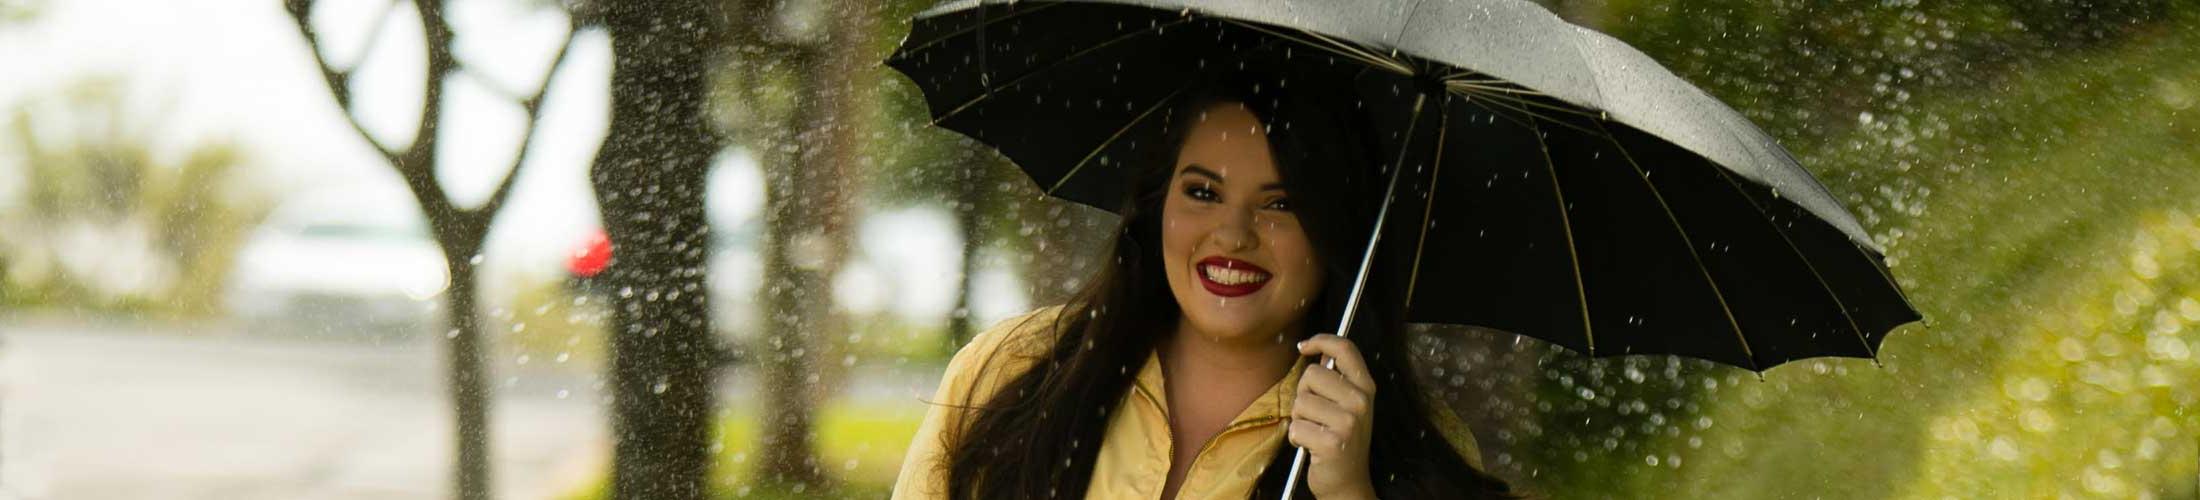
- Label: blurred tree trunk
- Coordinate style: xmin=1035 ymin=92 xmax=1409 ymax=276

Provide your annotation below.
xmin=946 ymin=174 xmax=983 ymax=347
xmin=283 ymin=2 xmax=579 ymax=498
xmin=1017 ymin=198 xmax=1113 ymax=306
xmin=749 ymin=1 xmax=879 ymax=486
xmin=588 ymin=1 xmax=726 ymax=499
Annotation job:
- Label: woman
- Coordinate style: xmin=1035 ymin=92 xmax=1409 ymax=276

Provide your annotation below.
xmin=894 ymin=72 xmax=1518 ymax=499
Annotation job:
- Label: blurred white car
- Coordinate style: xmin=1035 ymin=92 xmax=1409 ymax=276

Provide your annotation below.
xmin=226 ymin=197 xmax=448 ymax=338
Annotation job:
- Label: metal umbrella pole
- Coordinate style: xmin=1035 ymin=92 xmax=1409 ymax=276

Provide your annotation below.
xmin=1279 ymin=94 xmax=1424 ymax=498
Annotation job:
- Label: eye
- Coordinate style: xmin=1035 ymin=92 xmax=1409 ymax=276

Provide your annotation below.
xmin=1264 ymin=197 xmax=1292 ymax=211
xmin=1183 ymin=183 xmax=1218 ymax=202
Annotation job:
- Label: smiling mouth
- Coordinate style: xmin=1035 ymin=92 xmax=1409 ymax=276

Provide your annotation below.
xmin=1196 ymin=257 xmax=1272 ymax=297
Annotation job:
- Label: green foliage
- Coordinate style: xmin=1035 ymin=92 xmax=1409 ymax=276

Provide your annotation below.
xmin=0 ymin=0 xmax=37 ymax=25
xmin=1599 ymin=0 xmax=2183 ymax=147
xmin=496 ymin=277 xmax=611 ymax=371
xmin=0 ymin=77 xmax=268 ymax=317
xmin=1512 ymin=12 xmax=2200 ymax=499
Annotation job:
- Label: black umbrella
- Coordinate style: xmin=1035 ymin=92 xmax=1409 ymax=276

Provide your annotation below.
xmin=885 ymin=0 xmax=1922 ymax=493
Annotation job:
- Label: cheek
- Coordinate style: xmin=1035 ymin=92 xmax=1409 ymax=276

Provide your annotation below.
xmin=1160 ymin=204 xmax=1202 ymax=259
xmin=1268 ymin=225 xmax=1324 ymax=296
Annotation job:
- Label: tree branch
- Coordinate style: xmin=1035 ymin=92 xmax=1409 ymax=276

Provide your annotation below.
xmin=282 ymin=0 xmax=402 ymax=166
xmin=475 ymin=22 xmax=581 ymax=217
xmin=347 ymin=0 xmax=404 ymax=69
xmin=403 ymin=0 xmax=454 ymax=178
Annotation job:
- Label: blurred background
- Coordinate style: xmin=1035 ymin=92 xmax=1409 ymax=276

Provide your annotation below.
xmin=0 ymin=0 xmax=2193 ymax=499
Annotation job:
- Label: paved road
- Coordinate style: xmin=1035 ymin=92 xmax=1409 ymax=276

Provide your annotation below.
xmin=0 ymin=324 xmax=607 ymax=500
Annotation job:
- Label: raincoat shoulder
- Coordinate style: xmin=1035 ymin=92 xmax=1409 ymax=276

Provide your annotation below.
xmin=890 ymin=305 xmax=1068 ymax=499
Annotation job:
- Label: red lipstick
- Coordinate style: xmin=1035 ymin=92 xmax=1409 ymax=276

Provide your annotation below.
xmin=1195 ymin=256 xmax=1272 ymax=298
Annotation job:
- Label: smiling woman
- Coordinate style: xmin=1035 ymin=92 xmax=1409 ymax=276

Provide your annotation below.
xmin=1163 ymin=103 xmax=1326 ymax=351
xmin=891 ymin=72 xmax=1516 ymax=499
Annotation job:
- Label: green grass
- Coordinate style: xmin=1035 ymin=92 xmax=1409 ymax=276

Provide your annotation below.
xmin=559 ymin=400 xmax=929 ymax=500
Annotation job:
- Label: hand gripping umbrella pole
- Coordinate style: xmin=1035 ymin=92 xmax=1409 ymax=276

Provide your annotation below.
xmin=1279 ymin=94 xmax=1423 ymax=498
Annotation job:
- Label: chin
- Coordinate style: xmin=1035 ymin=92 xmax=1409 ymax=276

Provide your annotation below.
xmin=1181 ymin=305 xmax=1290 ymax=343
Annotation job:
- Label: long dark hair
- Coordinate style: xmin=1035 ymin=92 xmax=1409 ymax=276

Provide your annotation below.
xmin=943 ymin=68 xmax=1518 ymax=499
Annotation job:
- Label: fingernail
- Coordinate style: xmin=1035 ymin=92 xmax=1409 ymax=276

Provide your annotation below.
xmin=1295 ymin=340 xmax=1304 ymax=350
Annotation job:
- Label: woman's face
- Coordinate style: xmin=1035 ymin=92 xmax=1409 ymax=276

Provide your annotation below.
xmin=1161 ymin=102 xmax=1325 ymax=344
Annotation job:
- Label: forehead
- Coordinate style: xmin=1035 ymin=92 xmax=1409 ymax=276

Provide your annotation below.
xmin=1174 ymin=102 xmax=1279 ymax=182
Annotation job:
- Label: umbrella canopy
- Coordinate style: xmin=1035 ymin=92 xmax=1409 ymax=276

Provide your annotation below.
xmin=886 ymin=0 xmax=1921 ymax=372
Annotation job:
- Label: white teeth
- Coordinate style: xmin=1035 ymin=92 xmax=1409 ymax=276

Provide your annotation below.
xmin=1200 ymin=264 xmax=1270 ymax=286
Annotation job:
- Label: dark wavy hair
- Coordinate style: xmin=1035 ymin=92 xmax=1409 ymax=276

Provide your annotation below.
xmin=942 ymin=68 xmax=1518 ymax=499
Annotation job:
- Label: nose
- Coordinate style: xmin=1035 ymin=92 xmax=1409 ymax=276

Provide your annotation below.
xmin=1211 ymin=206 xmax=1259 ymax=252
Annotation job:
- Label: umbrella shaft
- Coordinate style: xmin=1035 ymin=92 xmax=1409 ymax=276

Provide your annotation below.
xmin=1281 ymin=94 xmax=1423 ymax=498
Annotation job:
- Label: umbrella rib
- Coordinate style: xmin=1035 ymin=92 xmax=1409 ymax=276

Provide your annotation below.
xmin=1441 ymin=70 xmax=1496 ymax=81
xmin=932 ymin=17 xmax=1198 ymax=125
xmin=1695 ymin=152 xmax=1879 ymax=360
xmin=1044 ymin=80 xmax=1196 ymax=197
xmin=1471 ymin=91 xmax=1604 ymax=138
xmin=1455 ymin=90 xmax=1552 ymax=126
xmin=1403 ymin=98 xmax=1451 ymax=307
xmin=1446 ymin=85 xmax=1593 ymax=130
xmin=1221 ymin=20 xmax=1413 ymax=75
xmin=1445 ymin=81 xmax=1549 ymax=97
xmin=1594 ymin=123 xmax=1763 ymax=372
xmin=1528 ymin=122 xmax=1597 ymax=357
xmin=891 ymin=2 xmax=1067 ymax=59
xmin=1460 ymin=97 xmax=1542 ymax=130
xmin=1302 ymin=30 xmax=1415 ymax=75
xmin=1463 ymin=87 xmax=1602 ymax=125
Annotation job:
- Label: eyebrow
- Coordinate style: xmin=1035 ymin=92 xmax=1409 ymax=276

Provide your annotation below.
xmin=1178 ymin=164 xmax=1286 ymax=191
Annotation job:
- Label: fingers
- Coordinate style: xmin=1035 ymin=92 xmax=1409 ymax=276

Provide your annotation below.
xmin=1291 ymin=376 xmax=1360 ymax=433
xmin=1296 ymin=334 xmax=1376 ymax=395
xmin=1290 ymin=337 xmax=1377 ymax=463
xmin=1288 ymin=416 xmax=1347 ymax=458
xmin=1297 ymin=361 xmax=1373 ymax=417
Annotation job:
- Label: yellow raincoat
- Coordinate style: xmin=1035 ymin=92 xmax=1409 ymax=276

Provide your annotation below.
xmin=891 ymin=306 xmax=1481 ymax=499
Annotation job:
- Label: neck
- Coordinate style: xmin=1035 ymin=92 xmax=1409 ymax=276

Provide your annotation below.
xmin=1161 ymin=317 xmax=1299 ymax=384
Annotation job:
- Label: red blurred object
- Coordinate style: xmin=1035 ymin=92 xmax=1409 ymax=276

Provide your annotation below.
xmin=568 ymin=229 xmax=612 ymax=278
